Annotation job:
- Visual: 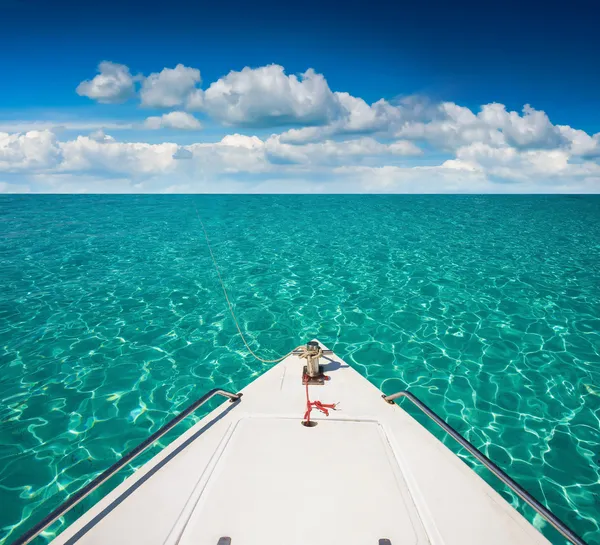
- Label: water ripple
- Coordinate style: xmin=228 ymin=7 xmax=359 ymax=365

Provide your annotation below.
xmin=1 ymin=195 xmax=599 ymax=544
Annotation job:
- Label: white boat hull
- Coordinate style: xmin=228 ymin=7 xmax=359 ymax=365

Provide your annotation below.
xmin=51 ymin=341 xmax=552 ymax=545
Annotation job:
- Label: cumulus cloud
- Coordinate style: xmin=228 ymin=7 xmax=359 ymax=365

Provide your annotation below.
xmin=59 ymin=136 xmax=178 ymax=175
xmin=172 ymin=147 xmax=193 ymax=160
xmin=140 ymin=64 xmax=202 ymax=108
xmin=388 ymin=140 xmax=423 ymax=156
xmin=76 ymin=62 xmax=137 ymax=104
xmin=276 ymin=95 xmax=436 ymax=143
xmin=11 ymin=61 xmax=600 ymax=193
xmin=71 ymin=61 xmax=599 ymax=157
xmin=0 ymin=130 xmax=418 ymax=180
xmin=186 ymin=89 xmax=204 ymax=111
xmin=202 ymin=65 xmax=342 ymax=127
xmin=558 ymin=126 xmax=600 ymax=157
xmin=88 ymin=129 xmax=116 ymax=142
xmin=331 ymin=94 xmax=406 ymax=133
xmin=0 ymin=130 xmax=62 ymax=171
xmin=144 ymin=111 xmax=202 ymax=130
xmin=478 ymin=103 xmax=565 ymax=149
xmin=185 ymin=134 xmax=269 ymax=174
xmin=396 ymin=102 xmax=568 ymax=151
xmin=2 ymin=126 xmax=599 ymax=194
xmin=219 ymin=134 xmax=264 ymax=149
xmin=449 ymin=142 xmax=597 ymax=184
xmin=264 ymin=136 xmax=421 ymax=165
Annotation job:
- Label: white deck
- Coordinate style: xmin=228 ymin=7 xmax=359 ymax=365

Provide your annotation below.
xmin=51 ymin=342 xmax=551 ymax=545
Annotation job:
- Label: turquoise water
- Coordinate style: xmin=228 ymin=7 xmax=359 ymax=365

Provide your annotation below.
xmin=1 ymin=195 xmax=599 ymax=544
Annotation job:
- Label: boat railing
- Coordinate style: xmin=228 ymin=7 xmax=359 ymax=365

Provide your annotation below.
xmin=12 ymin=388 xmax=242 ymax=545
xmin=383 ymin=390 xmax=587 ymax=545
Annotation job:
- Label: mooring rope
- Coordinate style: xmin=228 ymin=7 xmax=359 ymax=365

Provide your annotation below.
xmin=194 ymin=204 xmax=298 ymax=364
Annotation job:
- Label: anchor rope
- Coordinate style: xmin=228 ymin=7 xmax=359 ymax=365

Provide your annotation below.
xmin=303 ymin=380 xmax=337 ymax=423
xmin=194 ymin=204 xmax=298 ymax=364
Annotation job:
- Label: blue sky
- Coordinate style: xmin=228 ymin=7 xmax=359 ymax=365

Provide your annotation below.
xmin=1 ymin=0 xmax=599 ymax=193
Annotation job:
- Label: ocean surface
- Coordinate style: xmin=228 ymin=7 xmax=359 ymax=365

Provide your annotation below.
xmin=1 ymin=195 xmax=599 ymax=545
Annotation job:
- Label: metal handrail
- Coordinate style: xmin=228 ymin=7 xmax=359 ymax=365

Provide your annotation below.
xmin=12 ymin=388 xmax=242 ymax=545
xmin=383 ymin=391 xmax=587 ymax=545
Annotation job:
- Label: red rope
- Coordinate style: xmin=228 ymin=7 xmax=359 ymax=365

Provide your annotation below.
xmin=303 ymin=380 xmax=337 ymax=423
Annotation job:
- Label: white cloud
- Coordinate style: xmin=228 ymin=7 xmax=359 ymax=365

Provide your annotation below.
xmin=76 ymin=62 xmax=137 ymax=104
xmin=558 ymin=125 xmax=600 ymax=157
xmin=1 ymin=127 xmax=599 ymax=194
xmin=7 ymin=61 xmax=600 ymax=193
xmin=140 ymin=64 xmax=202 ymax=108
xmin=396 ymin=102 xmax=567 ymax=151
xmin=264 ymin=135 xmax=421 ymax=165
xmin=397 ymin=103 xmax=501 ymax=149
xmin=0 ymin=120 xmax=134 ymax=132
xmin=333 ymin=94 xmax=405 ymax=133
xmin=478 ymin=103 xmax=565 ymax=149
xmin=388 ymin=140 xmax=423 ymax=156
xmin=335 ymin=161 xmax=600 ymax=193
xmin=276 ymin=95 xmax=436 ymax=143
xmin=277 ymin=126 xmax=324 ymax=144
xmin=448 ymin=142 xmax=600 ymax=185
xmin=202 ymin=64 xmax=342 ymax=127
xmin=144 ymin=111 xmax=202 ymax=130
xmin=219 ymin=134 xmax=264 ymax=149
xmin=59 ymin=136 xmax=178 ymax=175
xmin=70 ymin=62 xmax=599 ymax=159
xmin=335 ymin=164 xmax=492 ymax=193
xmin=0 ymin=130 xmax=62 ymax=171
xmin=185 ymin=134 xmax=269 ymax=174
xmin=88 ymin=129 xmax=116 ymax=142
xmin=172 ymin=147 xmax=193 ymax=160
xmin=186 ymin=89 xmax=204 ymax=111
xmin=441 ymin=159 xmax=481 ymax=172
